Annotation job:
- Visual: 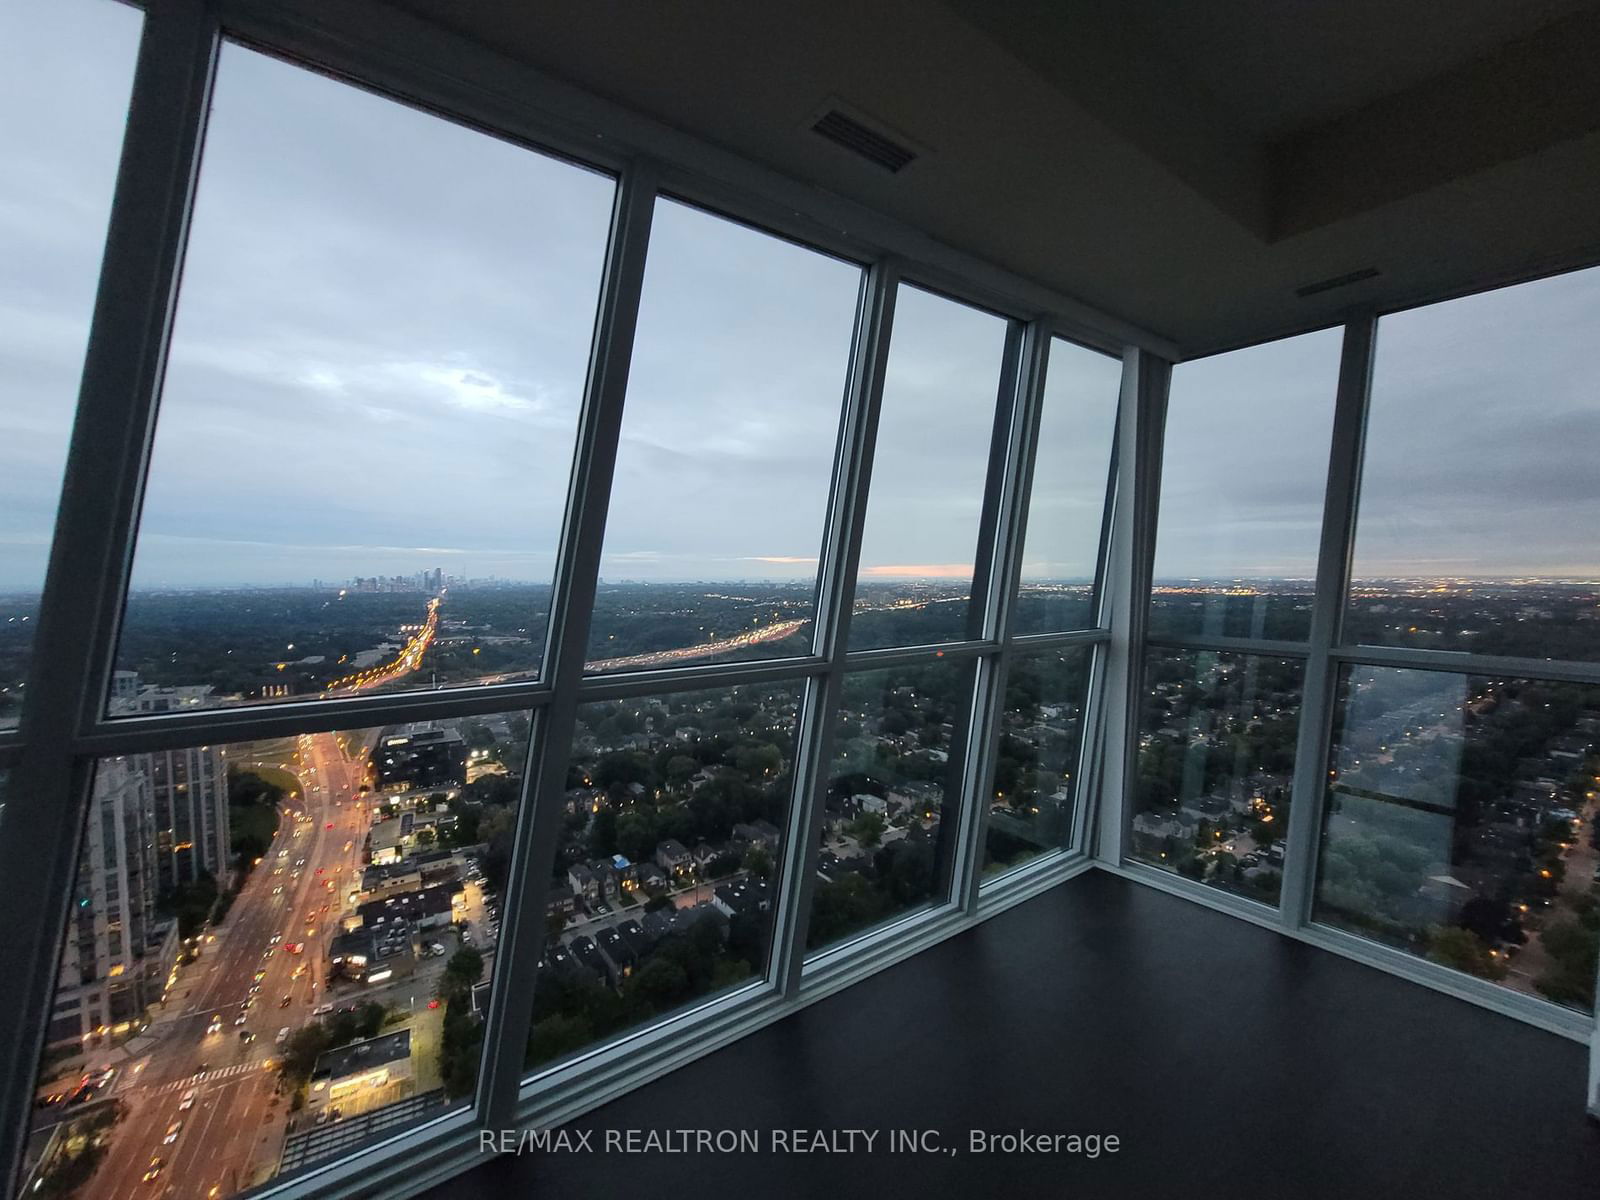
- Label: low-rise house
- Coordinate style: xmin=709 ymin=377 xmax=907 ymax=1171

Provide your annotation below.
xmin=655 ymin=839 xmax=693 ymax=876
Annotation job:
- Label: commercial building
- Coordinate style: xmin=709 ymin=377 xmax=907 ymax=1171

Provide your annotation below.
xmin=373 ymin=729 xmax=467 ymax=794
xmin=306 ymin=1030 xmax=413 ymax=1113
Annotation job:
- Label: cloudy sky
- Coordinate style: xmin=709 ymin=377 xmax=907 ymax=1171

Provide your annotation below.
xmin=1155 ymin=264 xmax=1600 ymax=581
xmin=5 ymin=1 xmax=1598 ymax=595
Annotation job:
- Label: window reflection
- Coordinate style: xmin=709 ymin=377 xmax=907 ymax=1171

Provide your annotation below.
xmin=1130 ymin=648 xmax=1303 ymax=904
xmin=1315 ymin=667 xmax=1600 ymax=1013
xmin=983 ymin=648 xmax=1093 ymax=875
xmin=807 ymin=661 xmax=971 ymax=950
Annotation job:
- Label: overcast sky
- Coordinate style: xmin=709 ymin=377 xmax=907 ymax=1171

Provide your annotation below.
xmin=5 ymin=2 xmax=1598 ymax=594
xmin=1155 ymin=265 xmax=1600 ymax=580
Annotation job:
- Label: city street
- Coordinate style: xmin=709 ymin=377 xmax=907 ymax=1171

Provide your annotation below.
xmin=75 ymin=730 xmax=372 ymax=1200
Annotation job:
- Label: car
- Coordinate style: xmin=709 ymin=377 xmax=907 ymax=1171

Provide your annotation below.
xmin=271 ymin=886 xmax=284 ymax=895
xmin=248 ymin=983 xmax=261 ymax=995
xmin=313 ymin=1003 xmax=334 ymax=1016
xmin=178 ymin=1089 xmax=197 ymax=1111
xmin=276 ymin=1027 xmax=291 ymax=1045
xmin=233 ymin=1014 xmax=248 ymax=1026
xmin=206 ymin=1019 xmax=222 ymax=1036
xmin=254 ymin=969 xmax=267 ymax=982
xmin=239 ymin=1030 xmax=255 ymax=1044
xmin=142 ymin=1159 xmax=164 ymax=1183
xmin=162 ymin=1120 xmax=182 ymax=1144
xmin=279 ymin=995 xmax=292 ymax=1008
xmin=326 ymin=822 xmax=335 ymax=829
xmin=261 ymin=948 xmax=274 ymax=959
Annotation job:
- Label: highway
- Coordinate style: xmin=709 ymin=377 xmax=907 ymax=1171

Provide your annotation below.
xmin=47 ymin=587 xmax=816 ymax=1198
xmin=583 ymin=616 xmax=809 ymax=673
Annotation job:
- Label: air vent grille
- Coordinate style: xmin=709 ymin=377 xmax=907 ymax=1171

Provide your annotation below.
xmin=1294 ymin=267 xmax=1381 ymax=298
xmin=811 ymin=109 xmax=917 ymax=173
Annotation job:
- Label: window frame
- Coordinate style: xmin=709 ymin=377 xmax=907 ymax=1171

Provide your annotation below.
xmin=1112 ymin=291 xmax=1600 ymax=1073
xmin=0 ymin=1 xmax=1139 ymax=1194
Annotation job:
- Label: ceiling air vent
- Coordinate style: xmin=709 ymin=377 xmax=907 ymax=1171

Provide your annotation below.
xmin=1294 ymin=267 xmax=1381 ymax=298
xmin=811 ymin=107 xmax=918 ymax=174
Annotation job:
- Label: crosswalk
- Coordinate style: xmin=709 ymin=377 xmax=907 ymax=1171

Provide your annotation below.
xmin=147 ymin=1062 xmax=269 ymax=1093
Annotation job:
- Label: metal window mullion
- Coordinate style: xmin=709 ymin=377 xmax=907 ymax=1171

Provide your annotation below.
xmin=1278 ymin=316 xmax=1376 ymax=928
xmin=0 ymin=3 xmax=220 ymax=1188
xmin=69 ymin=680 xmax=556 ymax=756
xmin=955 ymin=321 xmax=1050 ymax=911
xmin=769 ymin=262 xmax=899 ymax=997
xmin=1068 ymin=641 xmax=1111 ymax=851
xmin=572 ymin=655 xmax=827 ymax=703
xmin=1087 ymin=404 xmax=1122 ymax=634
xmin=967 ymin=321 xmax=1027 ymax=643
xmin=476 ymin=162 xmax=657 ymax=1128
xmin=1590 ymin=992 xmax=1600 ymax=1118
xmin=840 ymin=640 xmax=994 ymax=670
xmin=1329 ymin=643 xmax=1600 ymax=687
xmin=1144 ymin=633 xmax=1313 ymax=659
xmin=1093 ymin=348 xmax=1170 ymax=864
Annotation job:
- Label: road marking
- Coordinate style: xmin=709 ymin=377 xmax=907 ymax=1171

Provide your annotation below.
xmin=150 ymin=1062 xmax=267 ymax=1093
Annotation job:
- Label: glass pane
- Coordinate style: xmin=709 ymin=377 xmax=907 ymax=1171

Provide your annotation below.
xmin=111 ymin=45 xmax=614 ymax=715
xmin=982 ymin=646 xmax=1093 ymax=876
xmin=1149 ymin=329 xmax=1341 ymax=642
xmin=587 ymin=200 xmax=859 ymax=673
xmin=0 ymin=0 xmax=140 ymax=730
xmin=1013 ymin=338 xmax=1120 ymax=634
xmin=1314 ymin=667 xmax=1600 ymax=1014
xmin=525 ymin=683 xmax=801 ymax=1071
xmin=806 ymin=660 xmax=972 ymax=951
xmin=1347 ymin=268 xmax=1600 ymax=660
xmin=850 ymin=286 xmax=1008 ymax=650
xmin=1130 ymin=647 xmax=1304 ymax=904
xmin=21 ymin=711 xmax=532 ymax=1195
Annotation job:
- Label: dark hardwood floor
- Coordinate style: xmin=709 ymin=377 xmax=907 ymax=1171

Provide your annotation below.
xmin=425 ymin=870 xmax=1600 ymax=1199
